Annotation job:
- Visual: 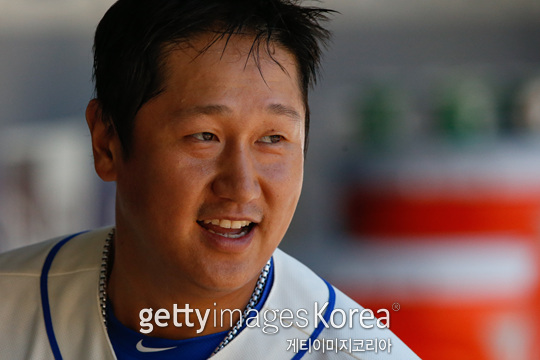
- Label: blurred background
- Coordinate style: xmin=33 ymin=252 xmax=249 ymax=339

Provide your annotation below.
xmin=1 ymin=0 xmax=540 ymax=358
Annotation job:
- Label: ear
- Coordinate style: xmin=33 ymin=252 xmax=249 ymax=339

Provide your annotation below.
xmin=86 ymin=99 xmax=121 ymax=182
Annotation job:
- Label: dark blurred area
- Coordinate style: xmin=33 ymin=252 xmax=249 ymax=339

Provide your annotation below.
xmin=1 ymin=1 xmax=540 ymax=359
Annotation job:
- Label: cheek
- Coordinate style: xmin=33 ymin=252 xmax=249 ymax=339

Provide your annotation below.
xmin=261 ymin=153 xmax=304 ymax=214
xmin=150 ymin=157 xmax=211 ymax=205
xmin=118 ymin=153 xmax=208 ymax=219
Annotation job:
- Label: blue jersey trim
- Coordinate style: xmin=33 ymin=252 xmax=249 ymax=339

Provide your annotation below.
xmin=40 ymin=231 xmax=88 ymax=360
xmin=290 ymin=278 xmax=336 ymax=360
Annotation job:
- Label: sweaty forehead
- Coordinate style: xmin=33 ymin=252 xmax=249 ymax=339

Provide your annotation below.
xmin=161 ymin=33 xmax=302 ymax=93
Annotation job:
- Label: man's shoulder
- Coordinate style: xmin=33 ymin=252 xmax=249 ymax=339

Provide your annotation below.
xmin=0 ymin=236 xmax=61 ymax=276
xmin=272 ymin=248 xmax=362 ymax=308
xmin=270 ymin=248 xmax=421 ymax=359
xmin=0 ymin=228 xmax=114 ymax=360
xmin=0 ymin=227 xmax=111 ymax=276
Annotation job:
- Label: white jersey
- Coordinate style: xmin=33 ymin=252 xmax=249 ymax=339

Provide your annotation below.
xmin=0 ymin=227 xmax=420 ymax=359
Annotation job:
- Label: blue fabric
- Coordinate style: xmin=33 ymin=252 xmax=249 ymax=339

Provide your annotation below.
xmin=40 ymin=231 xmax=89 ymax=360
xmin=108 ymin=310 xmax=227 ymax=360
xmin=108 ymin=258 xmax=274 ymax=360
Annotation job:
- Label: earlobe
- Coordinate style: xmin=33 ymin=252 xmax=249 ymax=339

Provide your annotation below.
xmin=86 ymin=99 xmax=119 ymax=182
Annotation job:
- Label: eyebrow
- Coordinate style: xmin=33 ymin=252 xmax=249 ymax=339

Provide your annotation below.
xmin=185 ymin=104 xmax=233 ymax=116
xmin=180 ymin=103 xmax=302 ymax=121
xmin=266 ymin=103 xmax=302 ymax=122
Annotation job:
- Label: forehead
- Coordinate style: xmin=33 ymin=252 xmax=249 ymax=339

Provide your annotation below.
xmin=160 ymin=33 xmax=303 ymax=99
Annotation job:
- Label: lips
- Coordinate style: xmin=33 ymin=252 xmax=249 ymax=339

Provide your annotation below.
xmin=197 ymin=219 xmax=256 ymax=239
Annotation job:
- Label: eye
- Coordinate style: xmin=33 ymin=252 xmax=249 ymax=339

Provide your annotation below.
xmin=259 ymin=135 xmax=283 ymax=144
xmin=192 ymin=132 xmax=217 ymax=141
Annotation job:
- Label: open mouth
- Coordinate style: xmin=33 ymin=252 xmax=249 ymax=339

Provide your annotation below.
xmin=197 ymin=219 xmax=256 ymax=239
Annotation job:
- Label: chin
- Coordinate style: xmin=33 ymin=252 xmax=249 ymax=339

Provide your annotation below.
xmin=194 ymin=258 xmax=261 ymax=293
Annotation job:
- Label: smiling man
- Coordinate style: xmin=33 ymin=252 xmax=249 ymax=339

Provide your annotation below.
xmin=0 ymin=1 xmax=419 ymax=359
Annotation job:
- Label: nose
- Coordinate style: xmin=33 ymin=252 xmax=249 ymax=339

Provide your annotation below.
xmin=212 ymin=144 xmax=262 ymax=204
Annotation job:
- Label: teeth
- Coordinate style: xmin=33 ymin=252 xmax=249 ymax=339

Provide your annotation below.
xmin=221 ymin=220 xmax=232 ymax=229
xmin=202 ymin=219 xmax=252 ymax=229
xmin=231 ymin=221 xmax=247 ymax=229
xmin=207 ymin=228 xmax=249 ymax=239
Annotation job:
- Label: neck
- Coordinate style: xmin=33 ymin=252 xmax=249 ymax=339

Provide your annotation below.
xmin=106 ymin=233 xmax=263 ymax=340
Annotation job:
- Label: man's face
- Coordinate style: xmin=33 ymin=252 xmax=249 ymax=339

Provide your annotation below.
xmin=112 ymin=34 xmax=305 ymax=294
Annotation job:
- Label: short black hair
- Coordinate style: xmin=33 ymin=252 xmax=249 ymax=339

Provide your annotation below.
xmin=92 ymin=0 xmax=334 ymax=156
